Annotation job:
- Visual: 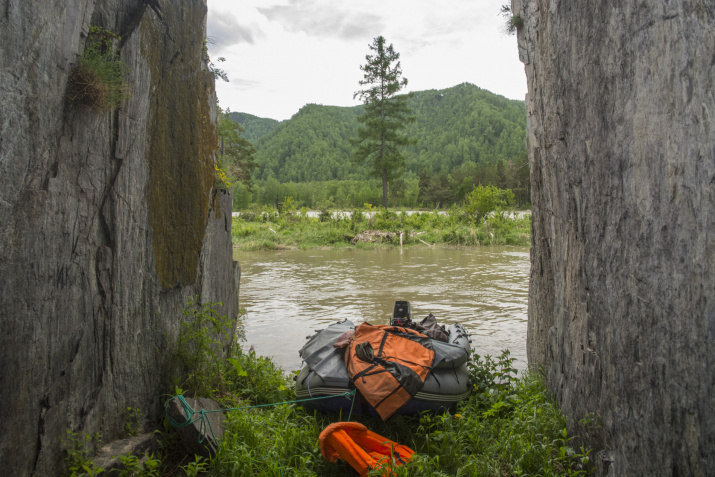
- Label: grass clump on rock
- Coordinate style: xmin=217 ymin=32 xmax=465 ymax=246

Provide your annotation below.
xmin=66 ymin=25 xmax=129 ymax=111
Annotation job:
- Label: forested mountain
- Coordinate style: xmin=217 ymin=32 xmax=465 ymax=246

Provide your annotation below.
xmin=247 ymin=83 xmax=525 ymax=183
xmin=404 ymin=83 xmax=526 ymax=173
xmin=230 ymin=83 xmax=529 ymax=209
xmin=252 ymin=104 xmax=366 ymax=182
xmin=227 ymin=111 xmax=281 ymax=144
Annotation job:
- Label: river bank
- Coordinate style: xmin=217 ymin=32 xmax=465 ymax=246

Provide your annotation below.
xmin=231 ymin=207 xmax=531 ymax=250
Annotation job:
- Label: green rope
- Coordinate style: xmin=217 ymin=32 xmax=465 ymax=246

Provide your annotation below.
xmin=166 ymin=390 xmax=357 ymax=443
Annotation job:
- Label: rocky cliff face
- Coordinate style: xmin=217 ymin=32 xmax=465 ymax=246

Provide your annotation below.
xmin=0 ymin=1 xmax=239 ymax=475
xmin=514 ymin=0 xmax=714 ymax=474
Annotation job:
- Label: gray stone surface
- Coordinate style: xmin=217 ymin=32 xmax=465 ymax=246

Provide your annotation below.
xmin=514 ymin=0 xmax=714 ymax=475
xmin=92 ymin=432 xmax=159 ymax=474
xmin=0 ymin=1 xmax=239 ymax=475
xmin=166 ymin=397 xmax=225 ymax=459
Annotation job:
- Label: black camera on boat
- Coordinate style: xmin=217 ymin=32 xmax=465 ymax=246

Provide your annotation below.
xmin=390 ymin=300 xmax=412 ymax=327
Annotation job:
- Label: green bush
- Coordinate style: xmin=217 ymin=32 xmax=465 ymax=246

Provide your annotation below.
xmin=463 ymin=184 xmax=515 ymax=224
xmin=67 ymin=25 xmax=129 ymax=111
xmin=174 ymin=297 xmax=244 ymax=397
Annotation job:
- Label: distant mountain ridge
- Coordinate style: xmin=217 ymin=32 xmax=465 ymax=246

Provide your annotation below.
xmin=231 ymin=83 xmax=526 ymax=183
xmin=227 ymin=112 xmax=281 ymax=144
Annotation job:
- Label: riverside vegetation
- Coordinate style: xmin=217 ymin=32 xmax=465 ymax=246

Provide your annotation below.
xmin=232 ymin=185 xmax=530 ymax=251
xmin=226 ymin=82 xmax=530 ymax=211
xmin=63 ymin=299 xmax=592 ymax=476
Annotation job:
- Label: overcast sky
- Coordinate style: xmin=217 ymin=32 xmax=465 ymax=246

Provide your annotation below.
xmin=206 ymin=0 xmax=527 ymax=121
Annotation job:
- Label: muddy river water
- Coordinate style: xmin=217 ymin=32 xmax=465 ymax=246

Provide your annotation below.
xmin=233 ymin=246 xmax=530 ymax=373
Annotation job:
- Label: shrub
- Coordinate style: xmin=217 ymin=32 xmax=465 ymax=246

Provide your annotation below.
xmin=500 ymin=4 xmax=524 ymax=35
xmin=214 ymin=164 xmax=231 ymax=190
xmin=174 ymin=297 xmax=243 ymax=397
xmin=463 ymin=184 xmax=515 ymax=223
xmin=67 ymin=26 xmax=129 ymax=111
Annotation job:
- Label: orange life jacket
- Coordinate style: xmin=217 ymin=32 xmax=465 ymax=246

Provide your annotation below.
xmin=319 ymin=421 xmax=414 ymax=476
xmin=346 ymin=323 xmax=435 ymax=420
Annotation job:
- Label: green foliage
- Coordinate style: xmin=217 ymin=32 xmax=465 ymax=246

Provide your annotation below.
xmin=227 ymin=111 xmax=282 ymax=144
xmin=180 ymin=455 xmax=209 ymax=477
xmin=248 ymin=83 xmax=526 ymax=189
xmin=122 ymin=407 xmax=143 ymax=437
xmin=501 ymin=4 xmax=524 ymax=34
xmin=353 ymin=36 xmax=415 ymax=208
xmin=225 ymin=345 xmax=293 ymax=404
xmin=463 ymin=184 xmax=516 ymax=223
xmin=254 ymin=104 xmax=366 ymax=183
xmin=204 ymin=37 xmax=229 ymax=82
xmin=175 ymin=297 xmax=243 ymax=397
xmin=212 ymin=404 xmax=331 ymax=476
xmin=173 ymin=299 xmax=291 ymax=406
xmin=238 ymin=82 xmax=528 ymax=209
xmin=67 ymin=25 xmax=129 ymax=111
xmin=218 ymin=108 xmax=259 ymax=190
xmin=231 ymin=205 xmax=530 ymax=250
xmin=115 ymin=453 xmax=161 ymax=477
xmin=62 ymin=431 xmax=104 ymax=477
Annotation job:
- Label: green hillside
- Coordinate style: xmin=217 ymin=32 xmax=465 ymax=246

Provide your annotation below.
xmin=227 ymin=111 xmax=281 ymax=144
xmin=252 ymin=104 xmax=366 ymax=182
xmin=231 ymin=83 xmax=528 ymax=209
xmin=249 ymin=83 xmax=525 ymax=182
xmin=405 ymin=83 xmax=526 ymax=173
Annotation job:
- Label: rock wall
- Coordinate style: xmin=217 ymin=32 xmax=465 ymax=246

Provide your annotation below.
xmin=0 ymin=1 xmax=239 ymax=475
xmin=514 ymin=0 xmax=714 ymax=474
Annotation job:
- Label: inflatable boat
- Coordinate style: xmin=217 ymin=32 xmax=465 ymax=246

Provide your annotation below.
xmin=294 ymin=305 xmax=472 ymax=417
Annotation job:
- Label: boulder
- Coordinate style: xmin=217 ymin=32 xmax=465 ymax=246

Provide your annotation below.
xmin=166 ymin=397 xmax=225 ymax=459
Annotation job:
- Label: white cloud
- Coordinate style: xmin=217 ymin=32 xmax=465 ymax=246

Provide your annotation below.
xmin=208 ymin=0 xmax=527 ymax=121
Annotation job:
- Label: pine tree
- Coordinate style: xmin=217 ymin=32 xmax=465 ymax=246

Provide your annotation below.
xmin=353 ymin=36 xmax=414 ymax=208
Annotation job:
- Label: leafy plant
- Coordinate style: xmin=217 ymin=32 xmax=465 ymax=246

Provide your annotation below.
xmin=218 ymin=109 xmax=259 ymax=190
xmin=463 ymin=184 xmax=516 ymax=224
xmin=214 ymin=163 xmax=231 ymax=190
xmin=206 ymin=346 xmax=591 ymax=476
xmin=500 ymin=4 xmax=524 ymax=34
xmin=115 ymin=453 xmax=160 ymax=477
xmin=67 ymin=25 xmax=129 ymax=111
xmin=122 ymin=407 xmax=143 ymax=437
xmin=63 ymin=430 xmax=105 ymax=477
xmin=180 ymin=455 xmax=209 ymax=477
xmin=204 ymin=37 xmax=229 ymax=82
xmin=174 ymin=296 xmax=243 ymax=397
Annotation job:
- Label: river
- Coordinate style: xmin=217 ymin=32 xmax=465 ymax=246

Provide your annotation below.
xmin=233 ymin=246 xmax=530 ymax=373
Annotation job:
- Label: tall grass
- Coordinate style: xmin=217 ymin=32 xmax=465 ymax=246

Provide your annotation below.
xmin=165 ymin=299 xmax=590 ymax=477
xmin=232 ymin=206 xmax=531 ymax=250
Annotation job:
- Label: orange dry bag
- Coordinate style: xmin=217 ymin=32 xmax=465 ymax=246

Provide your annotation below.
xmin=319 ymin=421 xmax=414 ymax=476
xmin=346 ymin=323 xmax=435 ymax=420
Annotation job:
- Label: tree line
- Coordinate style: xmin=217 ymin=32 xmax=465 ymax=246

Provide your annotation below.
xmin=220 ymin=37 xmax=528 ymax=210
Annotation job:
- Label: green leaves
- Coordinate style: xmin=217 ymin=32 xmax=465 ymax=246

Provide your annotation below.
xmin=217 ymin=108 xmax=259 ymax=191
xmin=67 ymin=25 xmax=129 ymax=111
xmin=463 ymin=184 xmax=516 ymax=223
xmin=227 ymin=357 xmax=248 ymax=377
xmin=174 ymin=296 xmax=241 ymax=397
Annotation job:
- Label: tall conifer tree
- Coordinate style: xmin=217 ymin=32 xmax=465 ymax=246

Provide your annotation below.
xmin=353 ymin=36 xmax=414 ymax=208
